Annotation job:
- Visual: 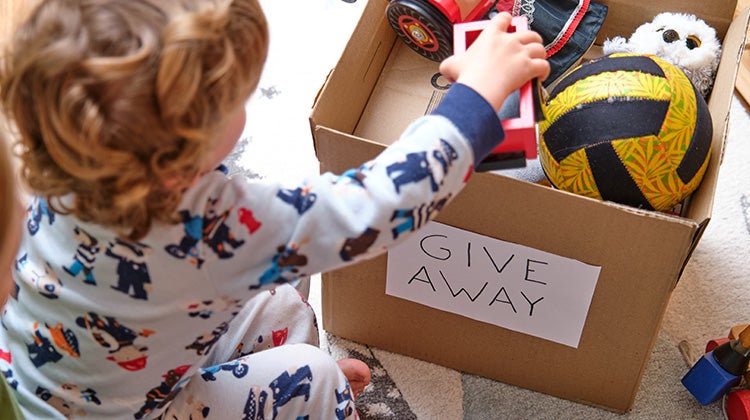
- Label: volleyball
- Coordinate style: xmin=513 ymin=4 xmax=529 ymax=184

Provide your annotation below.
xmin=538 ymin=53 xmax=713 ymax=211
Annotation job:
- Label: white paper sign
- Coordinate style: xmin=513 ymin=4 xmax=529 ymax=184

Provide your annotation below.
xmin=386 ymin=222 xmax=601 ymax=348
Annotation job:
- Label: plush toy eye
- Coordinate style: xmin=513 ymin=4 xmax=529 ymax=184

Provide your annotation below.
xmin=686 ymin=35 xmax=702 ymax=49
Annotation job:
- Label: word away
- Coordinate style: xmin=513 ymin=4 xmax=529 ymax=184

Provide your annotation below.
xmin=407 ymin=245 xmax=548 ymax=317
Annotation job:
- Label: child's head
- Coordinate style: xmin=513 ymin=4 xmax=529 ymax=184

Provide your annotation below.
xmin=0 ymin=0 xmax=269 ymax=241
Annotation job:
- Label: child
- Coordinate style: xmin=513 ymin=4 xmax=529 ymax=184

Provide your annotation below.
xmin=1 ymin=130 xmax=23 ymax=418
xmin=0 ymin=0 xmax=548 ymax=418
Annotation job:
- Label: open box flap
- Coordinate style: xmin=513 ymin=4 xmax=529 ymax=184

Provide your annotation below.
xmin=309 ymin=0 xmax=394 ymax=156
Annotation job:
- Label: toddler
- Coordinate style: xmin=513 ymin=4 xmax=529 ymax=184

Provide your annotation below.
xmin=0 ymin=0 xmax=548 ymax=418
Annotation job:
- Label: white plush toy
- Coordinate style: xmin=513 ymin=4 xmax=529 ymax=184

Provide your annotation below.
xmin=603 ymin=12 xmax=721 ymax=98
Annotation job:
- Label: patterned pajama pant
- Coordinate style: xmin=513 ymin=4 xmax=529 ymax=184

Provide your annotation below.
xmin=162 ymin=284 xmax=357 ymax=419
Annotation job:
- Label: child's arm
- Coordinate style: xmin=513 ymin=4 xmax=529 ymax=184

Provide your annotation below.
xmin=431 ymin=12 xmax=549 ymax=166
xmin=439 ymin=12 xmax=549 ymax=112
xmin=202 ymin=13 xmax=549 ymax=292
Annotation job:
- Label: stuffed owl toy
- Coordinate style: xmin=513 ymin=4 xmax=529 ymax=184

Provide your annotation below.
xmin=602 ymin=12 xmax=721 ymax=98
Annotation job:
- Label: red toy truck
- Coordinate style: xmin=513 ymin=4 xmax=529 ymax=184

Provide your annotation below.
xmin=386 ymin=0 xmax=500 ymax=61
xmin=452 ymin=16 xmax=542 ymax=170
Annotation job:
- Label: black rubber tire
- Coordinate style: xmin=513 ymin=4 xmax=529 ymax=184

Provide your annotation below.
xmin=386 ymin=0 xmax=453 ymax=62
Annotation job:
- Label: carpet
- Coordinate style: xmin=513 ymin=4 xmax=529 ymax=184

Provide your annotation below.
xmin=236 ymin=0 xmax=750 ymax=418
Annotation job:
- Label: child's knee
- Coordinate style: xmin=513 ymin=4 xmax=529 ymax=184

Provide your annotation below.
xmin=271 ymin=284 xmax=319 ymax=344
xmin=290 ymin=343 xmax=345 ymax=384
xmin=292 ymin=343 xmax=337 ymax=369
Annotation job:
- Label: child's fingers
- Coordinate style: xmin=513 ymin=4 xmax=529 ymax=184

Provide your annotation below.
xmin=516 ymin=30 xmax=544 ymax=47
xmin=530 ymin=58 xmax=551 ymax=81
xmin=486 ymin=11 xmax=513 ymax=33
xmin=525 ymin=41 xmax=547 ymax=59
xmin=438 ymin=55 xmax=458 ymax=82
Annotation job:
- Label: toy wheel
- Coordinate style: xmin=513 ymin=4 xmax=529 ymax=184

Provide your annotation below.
xmin=387 ymin=0 xmax=453 ymax=62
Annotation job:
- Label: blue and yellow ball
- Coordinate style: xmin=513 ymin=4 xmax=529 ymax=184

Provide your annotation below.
xmin=538 ymin=53 xmax=713 ymax=211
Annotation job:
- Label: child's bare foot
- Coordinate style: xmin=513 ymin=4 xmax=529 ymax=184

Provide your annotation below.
xmin=337 ymin=358 xmax=371 ymax=398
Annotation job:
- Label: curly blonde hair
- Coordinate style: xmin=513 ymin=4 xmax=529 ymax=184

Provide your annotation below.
xmin=0 ymin=0 xmax=268 ymax=241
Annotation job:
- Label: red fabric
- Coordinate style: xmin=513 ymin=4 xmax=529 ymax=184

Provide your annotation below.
xmin=495 ymin=0 xmax=516 ymax=13
xmin=546 ymin=0 xmax=589 ymax=58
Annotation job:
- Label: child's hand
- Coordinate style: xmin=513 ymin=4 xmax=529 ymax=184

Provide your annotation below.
xmin=439 ymin=12 xmax=550 ymax=112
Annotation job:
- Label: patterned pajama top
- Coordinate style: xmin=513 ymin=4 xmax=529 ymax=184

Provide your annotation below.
xmin=0 ymin=83 xmax=504 ymax=418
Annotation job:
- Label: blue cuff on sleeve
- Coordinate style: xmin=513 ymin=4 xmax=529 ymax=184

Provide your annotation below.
xmin=431 ymin=83 xmax=505 ymax=165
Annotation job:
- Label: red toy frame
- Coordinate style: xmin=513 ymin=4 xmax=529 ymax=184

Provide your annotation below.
xmin=452 ymin=16 xmax=540 ymax=169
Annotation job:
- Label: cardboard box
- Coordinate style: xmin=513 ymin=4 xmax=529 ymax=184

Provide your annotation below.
xmin=309 ymin=0 xmax=749 ymax=413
